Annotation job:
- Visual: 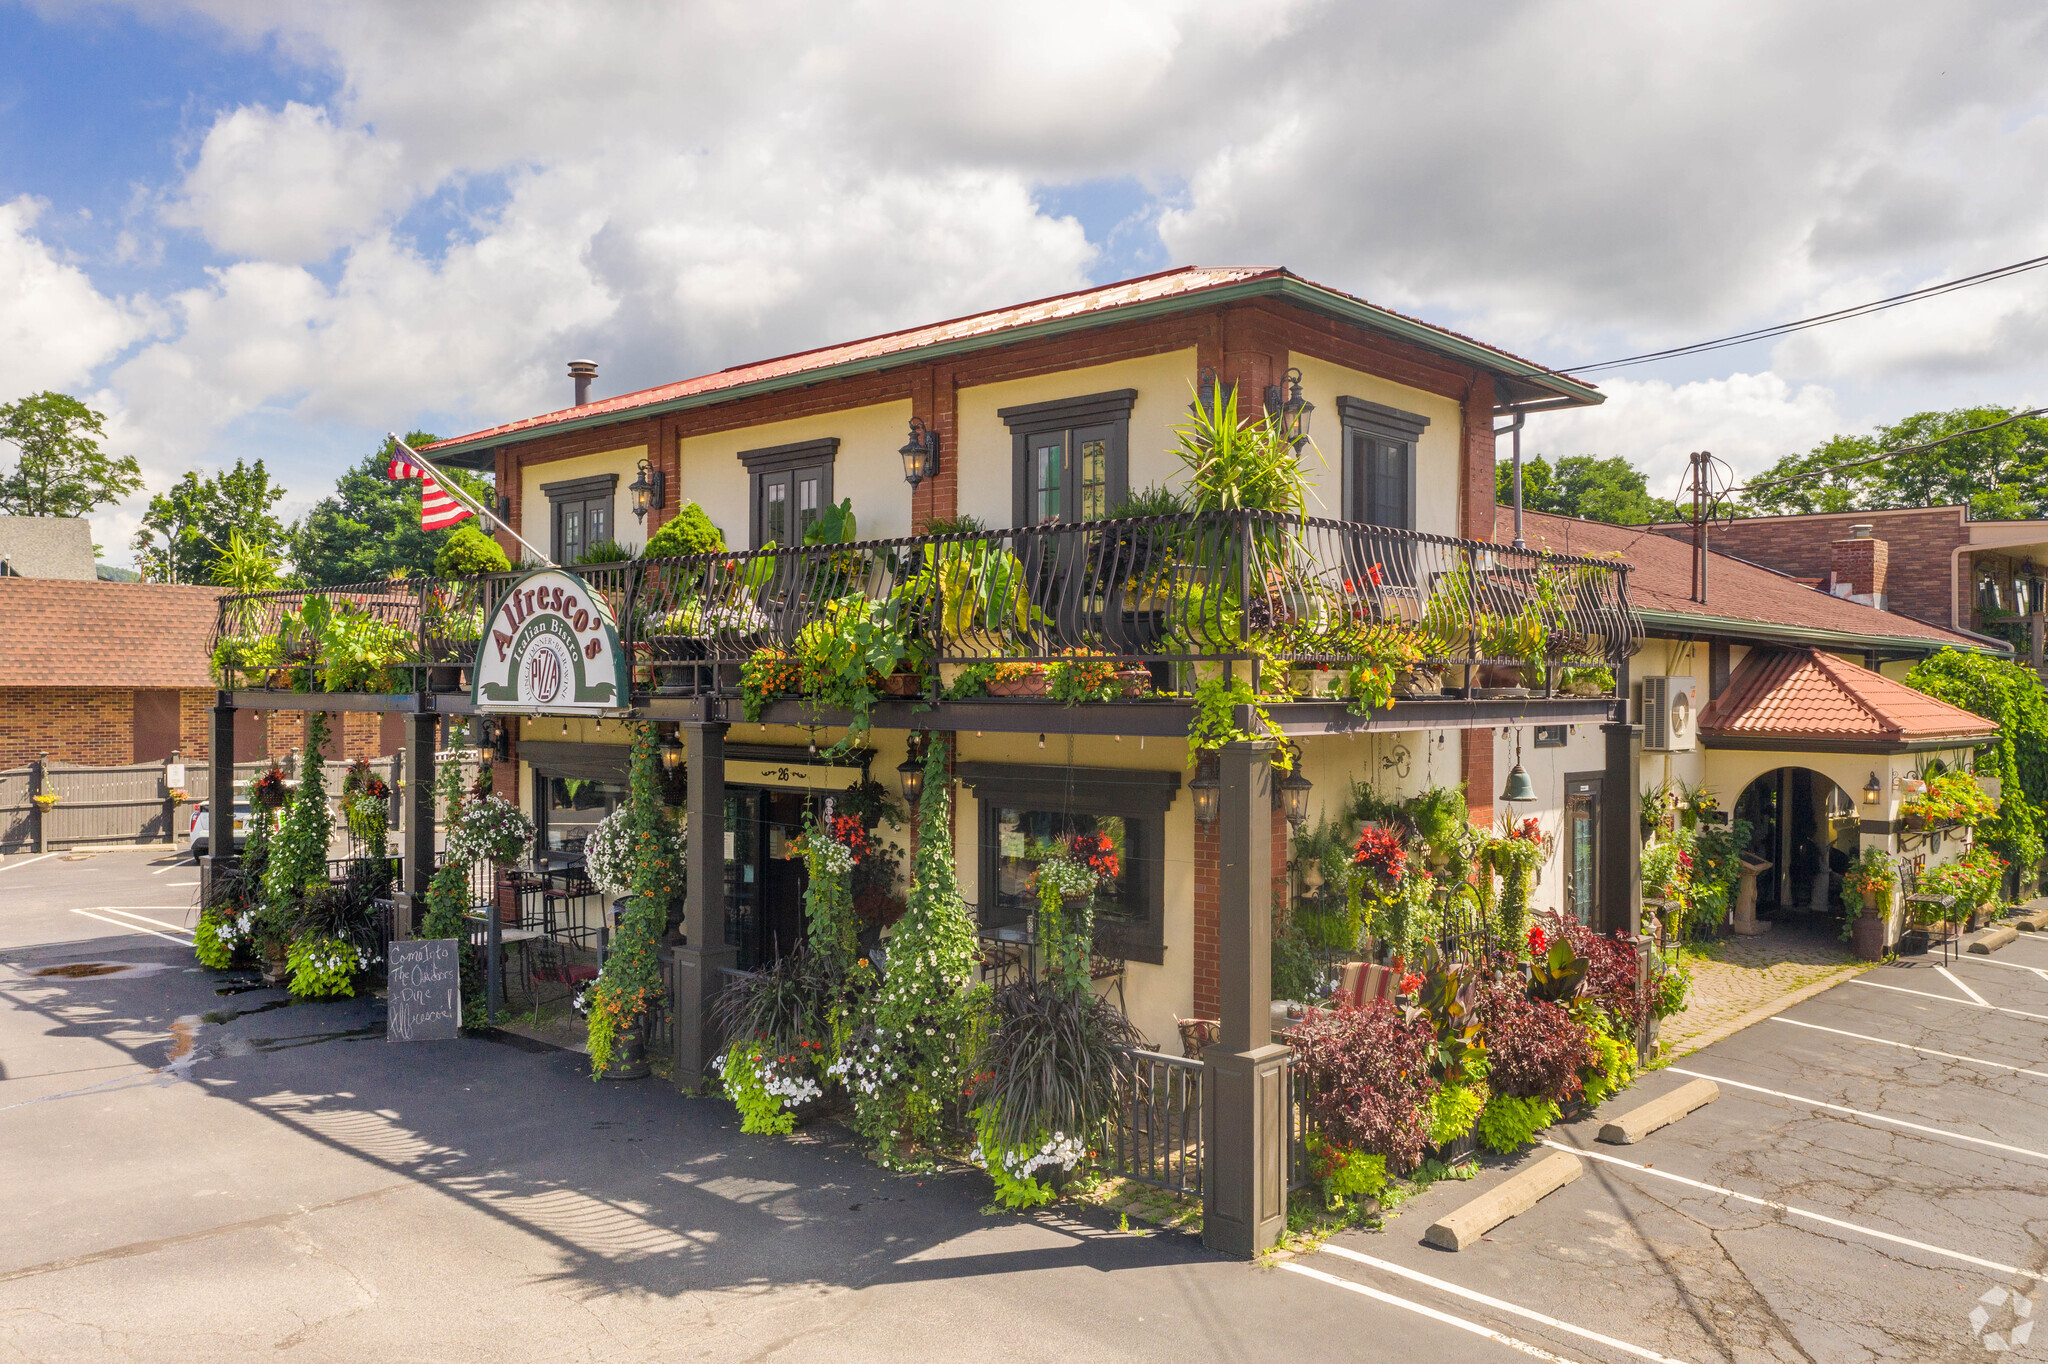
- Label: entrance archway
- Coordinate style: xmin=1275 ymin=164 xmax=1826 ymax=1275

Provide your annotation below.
xmin=1732 ymin=767 xmax=1861 ymax=919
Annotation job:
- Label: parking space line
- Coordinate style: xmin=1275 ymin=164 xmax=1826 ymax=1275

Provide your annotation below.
xmin=1954 ymin=954 xmax=2048 ymax=984
xmin=93 ymin=908 xmax=196 ymax=936
xmin=1849 ymin=977 xmax=2048 ymax=1023
xmin=1936 ymin=966 xmax=1990 ymax=1007
xmin=1771 ymin=1017 xmax=2048 ymax=1079
xmin=1668 ymin=1067 xmax=2048 ymax=1163
xmin=1542 ymin=1140 xmax=2044 ymax=1284
xmin=0 ymin=853 xmax=60 ymax=874
xmin=1276 ymin=1260 xmax=1598 ymax=1363
xmin=67 ymin=909 xmax=192 ymax=946
xmin=1314 ymin=1244 xmax=1692 ymax=1362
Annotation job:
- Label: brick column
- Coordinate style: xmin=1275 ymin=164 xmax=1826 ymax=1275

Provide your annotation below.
xmin=1460 ymin=373 xmax=1497 ymax=542
xmin=910 ymin=364 xmax=958 ymax=531
xmin=1461 ymin=728 xmax=1494 ymax=828
xmin=1193 ymin=811 xmax=1221 ymax=1020
xmin=494 ymin=446 xmax=520 ymax=563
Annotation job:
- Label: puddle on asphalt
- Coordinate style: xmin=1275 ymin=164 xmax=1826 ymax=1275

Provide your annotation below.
xmin=32 ymin=962 xmax=129 ymax=978
xmin=164 ymin=1015 xmax=200 ymax=1073
xmin=212 ymin=981 xmax=270 ymax=995
xmin=201 ymin=997 xmax=299 ymax=1025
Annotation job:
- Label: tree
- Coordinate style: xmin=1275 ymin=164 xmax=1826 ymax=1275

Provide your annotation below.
xmin=0 ymin=391 xmax=142 ymax=519
xmin=1738 ymin=407 xmax=2048 ymax=518
xmin=131 ymin=458 xmax=289 ymax=584
xmin=1904 ymin=649 xmax=2048 ymax=881
xmin=1497 ymin=454 xmax=1681 ymax=525
xmin=291 ymin=433 xmax=494 ymax=586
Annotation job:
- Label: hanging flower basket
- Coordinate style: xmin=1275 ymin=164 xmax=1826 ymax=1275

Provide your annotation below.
xmin=32 ymin=792 xmax=58 ymax=810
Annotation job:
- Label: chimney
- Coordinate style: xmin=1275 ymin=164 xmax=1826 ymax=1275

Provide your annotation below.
xmin=1830 ymin=525 xmax=1888 ymax=606
xmin=568 ymin=359 xmax=598 ymax=407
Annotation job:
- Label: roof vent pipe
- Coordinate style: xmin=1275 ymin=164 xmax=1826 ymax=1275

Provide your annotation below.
xmin=568 ymin=359 xmax=598 ymax=407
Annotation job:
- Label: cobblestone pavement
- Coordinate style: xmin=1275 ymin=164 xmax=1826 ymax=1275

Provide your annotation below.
xmin=1658 ymin=918 xmax=1865 ymax=1057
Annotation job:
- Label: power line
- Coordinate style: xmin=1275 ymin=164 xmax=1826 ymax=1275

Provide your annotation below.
xmin=1728 ymin=405 xmax=2048 ymax=500
xmin=1565 ymin=251 xmax=2048 ymax=375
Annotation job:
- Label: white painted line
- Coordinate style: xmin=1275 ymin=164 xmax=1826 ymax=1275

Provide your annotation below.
xmin=1955 ymin=954 xmax=2048 ymax=985
xmin=1937 ymin=966 xmax=1990 ymax=1008
xmin=151 ymin=860 xmax=192 ymax=875
xmin=1668 ymin=1067 xmax=2048 ymax=1164
xmin=1276 ymin=1260 xmax=1596 ymax=1363
xmin=67 ymin=909 xmax=192 ymax=946
xmin=94 ymin=908 xmax=197 ymax=936
xmin=1316 ymin=1244 xmax=1693 ymax=1363
xmin=1542 ymin=1140 xmax=2044 ymax=1284
xmin=0 ymin=853 xmax=60 ymax=874
xmin=1770 ymin=1017 xmax=2048 ymax=1080
xmin=1849 ymin=976 xmax=2048 ymax=1023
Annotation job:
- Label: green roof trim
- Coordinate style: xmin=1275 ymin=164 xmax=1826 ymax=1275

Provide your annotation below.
xmin=1637 ymin=607 xmax=2008 ymax=658
xmin=427 ymin=273 xmax=1603 ymax=466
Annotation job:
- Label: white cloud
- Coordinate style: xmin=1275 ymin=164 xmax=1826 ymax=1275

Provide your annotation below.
xmin=0 ymin=196 xmax=151 ymax=395
xmin=165 ymin=101 xmax=409 ymax=264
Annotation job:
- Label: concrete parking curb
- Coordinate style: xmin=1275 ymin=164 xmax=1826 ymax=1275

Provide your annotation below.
xmin=1598 ymin=1077 xmax=1719 ymax=1144
xmin=1972 ymin=926 xmax=2020 ymax=954
xmin=1669 ymin=964 xmax=1870 ymax=1060
xmin=1423 ymin=1151 xmax=1582 ymax=1251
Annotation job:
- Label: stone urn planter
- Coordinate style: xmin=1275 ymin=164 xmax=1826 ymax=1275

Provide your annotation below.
xmin=600 ymin=1018 xmax=650 ymax=1081
xmin=1852 ymin=911 xmax=1887 ymax=960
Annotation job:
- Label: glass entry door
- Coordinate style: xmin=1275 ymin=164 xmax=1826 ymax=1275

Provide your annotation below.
xmin=721 ymin=787 xmax=814 ymax=971
xmin=1564 ymin=775 xmax=1600 ymax=925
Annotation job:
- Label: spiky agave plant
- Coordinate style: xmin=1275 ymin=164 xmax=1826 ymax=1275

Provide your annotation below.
xmin=974 ymin=978 xmax=1142 ymax=1156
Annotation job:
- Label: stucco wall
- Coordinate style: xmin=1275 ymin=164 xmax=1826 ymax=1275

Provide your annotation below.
xmin=1290 ymin=354 xmax=1466 ymax=539
xmin=520 ymin=444 xmax=651 ymax=557
xmin=676 ymin=399 xmax=915 ymax=549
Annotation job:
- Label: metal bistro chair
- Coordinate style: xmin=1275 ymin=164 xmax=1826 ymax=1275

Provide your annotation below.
xmin=543 ymin=865 xmax=602 ymax=949
xmin=1902 ymin=861 xmax=1960 ymax=964
xmin=525 ymin=933 xmax=600 ymax=1020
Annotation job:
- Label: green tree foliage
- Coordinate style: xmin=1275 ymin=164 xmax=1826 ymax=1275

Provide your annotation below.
xmin=1904 ymin=649 xmax=2048 ymax=875
xmin=131 ymin=458 xmax=289 ymax=584
xmin=292 ymin=433 xmax=495 ymax=585
xmin=433 ymin=524 xmax=511 ymax=576
xmin=1739 ymin=407 xmax=2048 ymax=518
xmin=1496 ymin=454 xmax=1681 ymax=525
xmin=0 ymin=391 xmax=142 ymax=519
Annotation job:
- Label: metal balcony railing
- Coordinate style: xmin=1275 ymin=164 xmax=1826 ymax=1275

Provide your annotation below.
xmin=209 ymin=510 xmax=1639 ymax=700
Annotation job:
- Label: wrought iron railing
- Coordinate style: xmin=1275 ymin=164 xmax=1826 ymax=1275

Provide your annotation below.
xmin=211 ymin=511 xmax=1638 ymax=699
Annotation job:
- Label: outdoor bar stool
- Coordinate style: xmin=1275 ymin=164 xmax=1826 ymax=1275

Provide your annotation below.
xmin=525 ymin=934 xmax=599 ymax=1019
xmin=542 ymin=868 xmax=600 ymax=948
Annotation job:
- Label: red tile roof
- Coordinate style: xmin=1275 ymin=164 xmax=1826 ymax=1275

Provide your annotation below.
xmin=1697 ymin=647 xmax=1998 ymax=744
xmin=1499 ymin=510 xmax=1988 ymax=650
xmin=426 ymin=266 xmax=1596 ymax=456
xmin=0 ymin=579 xmax=222 ymax=688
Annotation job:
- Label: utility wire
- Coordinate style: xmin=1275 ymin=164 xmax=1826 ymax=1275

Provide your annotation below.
xmin=1565 ymin=251 xmax=2048 ymax=375
xmin=1732 ymin=405 xmax=2048 ymax=498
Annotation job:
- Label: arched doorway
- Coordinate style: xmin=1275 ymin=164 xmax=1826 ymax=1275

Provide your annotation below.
xmin=1732 ymin=767 xmax=1861 ymax=919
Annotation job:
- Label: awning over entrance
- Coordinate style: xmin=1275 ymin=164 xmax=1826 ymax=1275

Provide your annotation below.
xmin=1697 ymin=648 xmax=1999 ymax=749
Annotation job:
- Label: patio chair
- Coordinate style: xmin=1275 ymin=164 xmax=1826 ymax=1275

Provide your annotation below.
xmin=526 ymin=934 xmax=599 ymax=1020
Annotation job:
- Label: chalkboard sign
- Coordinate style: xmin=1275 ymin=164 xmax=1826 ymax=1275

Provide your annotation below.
xmin=387 ymin=939 xmax=462 ymax=1041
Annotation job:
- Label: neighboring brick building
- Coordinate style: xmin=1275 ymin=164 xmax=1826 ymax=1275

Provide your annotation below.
xmin=0 ymin=579 xmax=400 ymax=770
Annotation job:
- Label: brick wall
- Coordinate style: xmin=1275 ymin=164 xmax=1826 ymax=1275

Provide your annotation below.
xmin=1461 ymin=728 xmax=1493 ymax=828
xmin=1829 ymin=534 xmax=1888 ymax=599
xmin=0 ymin=687 xmax=216 ymax=769
xmin=1669 ymin=507 xmax=1968 ymax=630
xmin=259 ymin=710 xmax=391 ymax=764
xmin=1193 ymin=809 xmax=1220 ymax=1020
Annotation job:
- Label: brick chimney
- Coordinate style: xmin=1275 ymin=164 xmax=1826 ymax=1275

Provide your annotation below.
xmin=1829 ymin=524 xmax=1888 ymax=606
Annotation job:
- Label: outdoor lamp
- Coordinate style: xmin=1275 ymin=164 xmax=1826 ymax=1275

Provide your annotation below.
xmin=1499 ymin=729 xmax=1537 ymax=803
xmin=1277 ymin=764 xmax=1313 ymax=830
xmin=1864 ymin=771 xmax=1882 ymax=805
xmin=1190 ymin=754 xmax=1220 ymax=826
xmin=899 ymin=418 xmax=941 ymax=489
xmin=897 ymin=753 xmax=925 ymax=806
xmin=1188 ymin=366 xmax=1220 ymax=416
xmin=1264 ymin=366 xmax=1314 ymax=453
xmin=659 ymin=733 xmax=685 ymax=774
xmin=628 ymin=458 xmax=666 ymax=521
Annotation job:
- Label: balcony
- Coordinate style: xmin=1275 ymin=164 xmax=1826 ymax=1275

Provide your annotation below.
xmin=209 ymin=511 xmax=1640 ymax=733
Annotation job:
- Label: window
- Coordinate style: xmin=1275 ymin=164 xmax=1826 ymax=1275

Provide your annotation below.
xmin=539 ymin=774 xmax=627 ymax=854
xmin=739 ymin=438 xmax=838 ymax=548
xmin=1335 ymin=397 xmax=1428 ymax=532
xmin=958 ymin=761 xmax=1180 ymax=964
xmin=541 ymin=474 xmax=618 ymax=564
xmin=1564 ymin=774 xmax=1601 ymax=925
xmin=999 ymin=389 xmax=1136 ymax=526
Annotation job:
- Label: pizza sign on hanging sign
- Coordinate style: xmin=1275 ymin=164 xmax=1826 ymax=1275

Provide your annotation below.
xmin=471 ymin=568 xmax=631 ymax=714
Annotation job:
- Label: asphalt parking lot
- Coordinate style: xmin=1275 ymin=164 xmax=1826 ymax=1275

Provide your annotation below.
xmin=1288 ymin=934 xmax=2048 ymax=1362
xmin=9 ymin=846 xmax=2048 ymax=1362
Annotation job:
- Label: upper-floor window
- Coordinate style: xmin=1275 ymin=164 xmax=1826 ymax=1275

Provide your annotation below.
xmin=540 ymin=474 xmax=617 ymax=564
xmin=1336 ymin=397 xmax=1430 ymax=531
xmin=998 ymin=389 xmax=1137 ymax=526
xmin=738 ymin=438 xmax=838 ymax=548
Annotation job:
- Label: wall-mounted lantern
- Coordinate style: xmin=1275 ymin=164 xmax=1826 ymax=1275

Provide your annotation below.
xmin=1277 ymin=764 xmax=1313 ymax=830
xmin=1863 ymin=771 xmax=1882 ymax=805
xmin=1264 ymin=366 xmax=1314 ymax=453
xmin=629 ymin=458 xmax=666 ymax=520
xmin=1190 ymin=753 xmax=1220 ymax=826
xmin=899 ymin=418 xmax=941 ymax=489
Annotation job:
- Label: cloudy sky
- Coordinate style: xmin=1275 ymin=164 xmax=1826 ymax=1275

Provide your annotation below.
xmin=4 ymin=1 xmax=2046 ymax=565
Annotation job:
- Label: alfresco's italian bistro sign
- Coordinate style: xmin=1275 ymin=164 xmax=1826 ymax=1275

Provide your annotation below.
xmin=470 ymin=569 xmax=630 ymax=715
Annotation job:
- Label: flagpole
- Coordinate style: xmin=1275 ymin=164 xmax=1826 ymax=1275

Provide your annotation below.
xmin=388 ymin=433 xmax=556 ymax=569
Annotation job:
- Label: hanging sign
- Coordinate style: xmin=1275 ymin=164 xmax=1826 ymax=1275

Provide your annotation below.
xmin=471 ymin=569 xmax=630 ymax=714
xmin=731 ymin=760 xmax=866 ymax=793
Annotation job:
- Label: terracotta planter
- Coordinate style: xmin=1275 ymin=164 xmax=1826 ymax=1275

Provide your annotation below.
xmin=1476 ymin=662 xmax=1530 ymax=689
xmin=1112 ymin=667 xmax=1153 ymax=697
xmin=879 ymin=670 xmax=925 ymax=697
xmin=986 ymin=672 xmax=1051 ymax=698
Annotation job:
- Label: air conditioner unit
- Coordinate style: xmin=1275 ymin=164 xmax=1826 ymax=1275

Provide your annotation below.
xmin=1640 ymin=675 xmax=1698 ymax=752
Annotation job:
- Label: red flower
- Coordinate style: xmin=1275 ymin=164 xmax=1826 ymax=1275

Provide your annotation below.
xmin=1070 ymin=830 xmax=1120 ymax=881
xmin=1399 ymin=972 xmax=1423 ymax=995
xmin=1367 ymin=564 xmax=1384 ymax=585
xmin=1527 ymin=924 xmax=1548 ymax=954
xmin=1351 ymin=825 xmax=1407 ymax=883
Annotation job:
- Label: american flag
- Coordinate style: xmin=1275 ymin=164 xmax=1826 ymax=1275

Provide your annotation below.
xmin=386 ymin=450 xmax=475 ymax=531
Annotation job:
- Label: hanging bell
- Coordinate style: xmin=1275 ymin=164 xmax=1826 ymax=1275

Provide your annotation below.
xmin=1500 ymin=762 xmax=1537 ymax=803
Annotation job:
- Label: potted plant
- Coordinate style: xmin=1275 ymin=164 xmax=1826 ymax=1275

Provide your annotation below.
xmin=985 ymin=660 xmax=1052 ymax=698
xmin=1558 ymin=661 xmax=1616 ymax=697
xmin=1475 ymin=608 xmax=1545 ymax=692
xmin=1842 ymin=847 xmax=1894 ymax=960
xmin=646 ymin=602 xmax=711 ymax=695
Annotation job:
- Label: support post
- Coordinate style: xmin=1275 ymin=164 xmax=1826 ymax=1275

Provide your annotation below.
xmin=671 ymin=714 xmax=733 ymax=1091
xmin=200 ymin=700 xmax=236 ymax=902
xmin=395 ymin=712 xmax=437 ymax=940
xmin=1598 ymin=666 xmax=1640 ymax=937
xmin=1202 ymin=740 xmax=1289 ymax=1258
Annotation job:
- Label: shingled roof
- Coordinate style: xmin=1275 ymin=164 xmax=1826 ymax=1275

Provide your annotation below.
xmin=1697 ymin=647 xmax=1998 ymax=745
xmin=1500 ymin=510 xmax=1993 ymax=652
xmin=0 ymin=579 xmax=222 ymax=688
xmin=425 ymin=266 xmax=1603 ymax=462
